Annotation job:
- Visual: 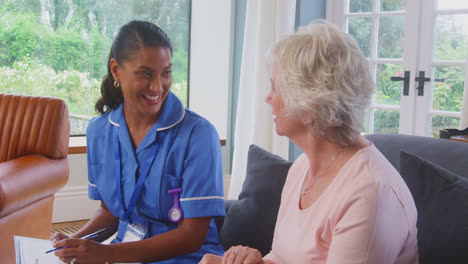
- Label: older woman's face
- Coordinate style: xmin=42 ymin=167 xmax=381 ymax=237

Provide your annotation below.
xmin=266 ymin=64 xmax=305 ymax=137
xmin=265 ymin=65 xmax=288 ymax=136
xmin=265 ymin=67 xmax=284 ymax=134
xmin=111 ymin=46 xmax=172 ymax=120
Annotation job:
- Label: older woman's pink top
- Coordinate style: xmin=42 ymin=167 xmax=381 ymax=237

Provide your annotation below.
xmin=264 ymin=144 xmax=418 ymax=264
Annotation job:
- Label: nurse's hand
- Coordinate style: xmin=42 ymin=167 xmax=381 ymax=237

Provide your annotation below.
xmin=199 ymin=253 xmax=223 ymax=264
xmin=50 ymin=232 xmax=69 ymax=243
xmin=53 ymin=238 xmax=110 ymax=264
xmin=221 ymin=246 xmax=264 ymax=264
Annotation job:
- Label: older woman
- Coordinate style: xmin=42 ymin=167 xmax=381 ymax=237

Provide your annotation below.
xmin=201 ymin=22 xmax=418 ymax=264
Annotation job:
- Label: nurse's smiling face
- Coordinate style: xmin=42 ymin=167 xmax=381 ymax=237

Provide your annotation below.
xmin=111 ymin=46 xmax=172 ymax=121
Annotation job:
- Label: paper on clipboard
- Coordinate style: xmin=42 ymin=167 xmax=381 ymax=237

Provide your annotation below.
xmin=14 ymin=236 xmax=62 ymax=264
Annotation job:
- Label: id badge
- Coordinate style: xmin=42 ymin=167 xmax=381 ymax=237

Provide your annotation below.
xmin=122 ymin=223 xmax=147 ymax=242
xmin=116 ymin=223 xmax=147 ymax=264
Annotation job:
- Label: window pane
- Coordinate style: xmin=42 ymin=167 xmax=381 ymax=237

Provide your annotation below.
xmin=431 ymin=116 xmax=460 ymax=138
xmin=378 ymin=16 xmax=405 ymax=58
xmin=437 ymin=0 xmax=468 ymax=10
xmin=349 ymin=0 xmax=372 ymax=13
xmin=0 ymin=0 xmax=190 ymax=136
xmin=373 ymin=109 xmax=400 ymax=134
xmin=380 ymin=0 xmax=405 ymax=12
xmin=362 ymin=109 xmax=370 ymax=134
xmin=376 ymin=64 xmax=402 ymax=105
xmin=432 ymin=66 xmax=465 ymax=112
xmin=348 ymin=17 xmax=372 ymax=57
xmin=435 ymin=15 xmax=468 ymax=60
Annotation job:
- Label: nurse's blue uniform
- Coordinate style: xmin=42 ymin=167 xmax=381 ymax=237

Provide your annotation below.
xmin=86 ymin=92 xmax=225 ymax=263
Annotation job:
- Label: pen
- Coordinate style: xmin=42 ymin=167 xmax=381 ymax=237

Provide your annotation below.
xmin=45 ymin=228 xmax=109 ymax=254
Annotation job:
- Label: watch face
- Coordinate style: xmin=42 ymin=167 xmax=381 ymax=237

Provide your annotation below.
xmin=170 ymin=208 xmax=182 ymax=222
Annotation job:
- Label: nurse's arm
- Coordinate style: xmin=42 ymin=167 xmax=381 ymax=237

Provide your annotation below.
xmin=106 ymin=216 xmax=211 ymax=262
xmin=71 ymin=201 xmax=119 ymax=242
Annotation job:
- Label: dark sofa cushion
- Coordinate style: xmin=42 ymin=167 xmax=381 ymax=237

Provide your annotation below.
xmin=220 ymin=145 xmax=293 ymax=255
xmin=399 ymin=151 xmax=468 ymax=264
xmin=366 ymin=134 xmax=468 ymax=178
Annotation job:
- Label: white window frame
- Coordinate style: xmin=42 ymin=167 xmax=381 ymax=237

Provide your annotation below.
xmin=326 ymin=0 xmax=421 ymax=135
xmin=69 ymin=0 xmax=234 ymax=154
xmin=326 ymin=0 xmax=467 ymax=136
xmin=58 ymin=0 xmax=235 ymax=222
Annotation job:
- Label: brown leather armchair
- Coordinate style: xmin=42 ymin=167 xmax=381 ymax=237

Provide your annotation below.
xmin=0 ymin=94 xmax=70 ymax=264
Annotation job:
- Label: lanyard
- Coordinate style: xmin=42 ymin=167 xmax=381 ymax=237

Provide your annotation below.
xmin=113 ymin=125 xmax=163 ymax=222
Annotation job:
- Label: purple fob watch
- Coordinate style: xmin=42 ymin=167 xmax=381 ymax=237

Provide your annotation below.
xmin=168 ymin=188 xmax=183 ymax=222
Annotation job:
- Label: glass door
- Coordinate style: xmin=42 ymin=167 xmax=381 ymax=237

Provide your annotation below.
xmin=416 ymin=0 xmax=468 ymax=136
xmin=328 ymin=0 xmax=468 ymax=137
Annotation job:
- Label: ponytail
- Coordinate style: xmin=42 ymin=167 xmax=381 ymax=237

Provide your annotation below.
xmin=94 ymin=51 xmax=124 ymax=114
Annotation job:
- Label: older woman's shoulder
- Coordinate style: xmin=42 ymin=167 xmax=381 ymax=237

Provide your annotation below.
xmin=364 ymin=145 xmax=402 ymax=183
xmin=292 ymin=153 xmax=308 ymax=166
xmin=287 ymin=153 xmax=309 ymax=177
xmin=345 ymin=144 xmax=412 ymax=202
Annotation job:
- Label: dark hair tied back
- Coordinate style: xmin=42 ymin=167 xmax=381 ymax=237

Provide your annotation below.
xmin=95 ymin=20 xmax=173 ymax=114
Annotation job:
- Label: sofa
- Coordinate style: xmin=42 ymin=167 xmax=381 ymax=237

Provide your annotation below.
xmin=0 ymin=94 xmax=70 ymax=264
xmin=217 ymin=134 xmax=468 ymax=264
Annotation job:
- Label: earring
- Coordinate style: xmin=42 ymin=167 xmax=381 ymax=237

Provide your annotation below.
xmin=114 ymin=81 xmax=120 ymax=88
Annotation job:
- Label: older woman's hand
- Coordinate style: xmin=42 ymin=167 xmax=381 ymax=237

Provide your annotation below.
xmin=221 ymin=246 xmax=264 ymax=264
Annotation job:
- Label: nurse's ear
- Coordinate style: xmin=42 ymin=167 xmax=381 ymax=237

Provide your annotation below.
xmin=110 ymin=58 xmax=121 ymax=84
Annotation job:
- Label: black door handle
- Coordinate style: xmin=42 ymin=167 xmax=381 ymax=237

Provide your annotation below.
xmin=415 ymin=71 xmax=431 ymax=96
xmin=390 ymin=71 xmax=410 ymax=96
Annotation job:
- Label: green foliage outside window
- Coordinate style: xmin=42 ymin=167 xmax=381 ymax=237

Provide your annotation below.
xmin=348 ymin=5 xmax=467 ymax=137
xmin=0 ymin=0 xmax=190 ymax=135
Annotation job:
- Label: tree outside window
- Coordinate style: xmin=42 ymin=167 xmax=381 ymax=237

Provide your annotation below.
xmin=0 ymin=0 xmax=190 ymax=135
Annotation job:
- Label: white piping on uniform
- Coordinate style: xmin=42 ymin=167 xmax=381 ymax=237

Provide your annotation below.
xmin=108 ymin=110 xmax=120 ymax=127
xmin=157 ymin=106 xmax=185 ymax=131
xmin=180 ymin=196 xmax=224 ymax=202
xmin=88 ymin=182 xmax=97 ymax=187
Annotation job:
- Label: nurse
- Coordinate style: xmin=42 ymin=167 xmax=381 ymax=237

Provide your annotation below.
xmin=51 ymin=20 xmax=226 ymax=264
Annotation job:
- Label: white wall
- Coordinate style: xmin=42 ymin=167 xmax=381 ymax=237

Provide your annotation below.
xmin=189 ymin=0 xmax=233 ymax=140
xmin=53 ymin=154 xmax=100 ymax=223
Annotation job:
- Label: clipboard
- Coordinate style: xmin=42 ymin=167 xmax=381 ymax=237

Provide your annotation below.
xmin=14 ymin=236 xmax=62 ymax=264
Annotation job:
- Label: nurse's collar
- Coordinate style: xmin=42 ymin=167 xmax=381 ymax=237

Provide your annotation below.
xmin=108 ymin=112 xmax=120 ymax=127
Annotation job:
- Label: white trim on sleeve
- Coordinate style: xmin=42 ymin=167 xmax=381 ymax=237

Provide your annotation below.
xmin=180 ymin=196 xmax=224 ymax=202
xmin=88 ymin=182 xmax=97 ymax=187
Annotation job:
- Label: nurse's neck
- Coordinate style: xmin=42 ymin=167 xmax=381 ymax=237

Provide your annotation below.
xmin=123 ymin=106 xmax=160 ymax=149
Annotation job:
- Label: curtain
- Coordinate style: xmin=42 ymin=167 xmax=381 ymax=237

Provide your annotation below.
xmin=228 ymin=0 xmax=296 ymax=200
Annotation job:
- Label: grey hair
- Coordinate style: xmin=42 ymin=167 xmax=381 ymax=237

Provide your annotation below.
xmin=267 ymin=21 xmax=375 ymax=146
